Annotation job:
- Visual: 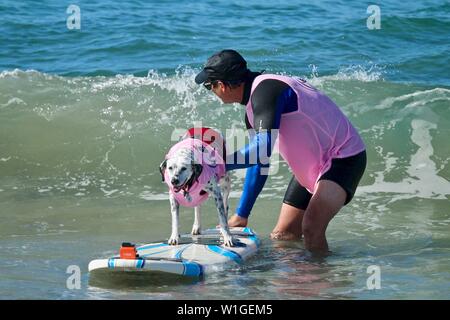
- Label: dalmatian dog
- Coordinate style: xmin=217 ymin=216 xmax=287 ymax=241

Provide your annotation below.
xmin=159 ymin=128 xmax=234 ymax=247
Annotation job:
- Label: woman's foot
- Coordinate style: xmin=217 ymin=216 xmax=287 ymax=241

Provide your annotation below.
xmin=270 ymin=230 xmax=301 ymax=241
xmin=270 ymin=203 xmax=304 ymax=240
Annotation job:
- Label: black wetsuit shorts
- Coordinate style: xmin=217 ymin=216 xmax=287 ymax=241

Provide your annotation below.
xmin=283 ymin=150 xmax=367 ymax=210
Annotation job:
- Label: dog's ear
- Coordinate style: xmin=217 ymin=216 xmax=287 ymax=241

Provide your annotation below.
xmin=192 ymin=163 xmax=203 ymax=180
xmin=159 ymin=159 xmax=167 ymax=182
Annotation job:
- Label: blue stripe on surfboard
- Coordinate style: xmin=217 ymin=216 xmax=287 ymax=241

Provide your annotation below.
xmin=136 ymin=259 xmax=145 ymax=268
xmin=106 ymin=258 xmax=145 ymax=269
xmin=242 ymin=227 xmax=260 ymax=248
xmin=174 ymin=244 xmax=191 ymax=259
xmin=206 ymin=245 xmax=243 ymax=264
xmin=138 ymin=248 xmax=174 ymax=258
xmin=249 ymin=235 xmax=261 ymax=248
xmin=141 ymin=243 xmax=202 ymax=277
xmin=173 ymin=244 xmax=191 ymax=275
xmin=137 ymin=243 xmax=169 ymax=251
xmin=170 ymin=244 xmax=204 ymax=277
xmin=108 ymin=258 xmax=114 ymax=268
xmin=182 ymin=262 xmax=203 ymax=277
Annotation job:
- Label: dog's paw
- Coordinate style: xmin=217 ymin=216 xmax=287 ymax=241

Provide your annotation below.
xmin=222 ymin=234 xmax=235 ymax=247
xmin=191 ymin=225 xmax=201 ymax=235
xmin=168 ymin=235 xmax=180 ymax=245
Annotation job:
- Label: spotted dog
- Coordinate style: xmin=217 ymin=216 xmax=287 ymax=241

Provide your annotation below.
xmin=159 ymin=128 xmax=234 ymax=247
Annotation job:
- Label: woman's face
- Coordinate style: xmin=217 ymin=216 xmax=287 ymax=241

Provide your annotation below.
xmin=211 ymin=81 xmax=236 ymax=104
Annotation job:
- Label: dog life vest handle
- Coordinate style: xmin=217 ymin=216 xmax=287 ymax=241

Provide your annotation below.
xmin=183 ymin=127 xmax=226 ymax=158
xmin=185 ymin=127 xmax=215 ymax=144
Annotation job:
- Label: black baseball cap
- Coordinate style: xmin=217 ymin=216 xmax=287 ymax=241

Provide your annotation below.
xmin=195 ymin=49 xmax=249 ymax=84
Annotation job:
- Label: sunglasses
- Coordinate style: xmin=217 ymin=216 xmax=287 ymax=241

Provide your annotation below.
xmin=203 ymin=80 xmax=219 ymax=90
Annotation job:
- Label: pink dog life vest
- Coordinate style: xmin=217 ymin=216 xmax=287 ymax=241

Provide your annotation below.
xmin=164 ymin=136 xmax=226 ymax=207
xmin=246 ymin=74 xmax=366 ymax=193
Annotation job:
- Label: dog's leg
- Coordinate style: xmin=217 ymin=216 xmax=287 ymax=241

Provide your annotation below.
xmin=168 ymin=192 xmax=180 ymax=245
xmin=192 ymin=206 xmax=201 ymax=235
xmin=219 ymin=173 xmax=231 ymax=220
xmin=206 ymin=176 xmax=234 ymax=247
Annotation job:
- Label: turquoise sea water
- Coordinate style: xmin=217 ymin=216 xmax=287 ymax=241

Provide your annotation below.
xmin=0 ymin=0 xmax=449 ymax=299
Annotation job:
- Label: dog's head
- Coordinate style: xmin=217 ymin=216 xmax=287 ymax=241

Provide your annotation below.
xmin=160 ymin=148 xmax=202 ymax=191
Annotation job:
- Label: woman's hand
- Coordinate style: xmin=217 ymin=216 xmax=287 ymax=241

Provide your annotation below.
xmin=227 ymin=214 xmax=248 ymax=227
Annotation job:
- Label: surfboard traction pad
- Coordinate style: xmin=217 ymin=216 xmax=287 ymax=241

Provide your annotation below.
xmin=88 ymin=227 xmax=260 ymax=277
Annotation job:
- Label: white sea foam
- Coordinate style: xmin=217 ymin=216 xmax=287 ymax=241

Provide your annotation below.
xmin=374 ymin=87 xmax=450 ymax=111
xmin=0 ymin=97 xmax=26 ymax=108
xmin=308 ymin=64 xmax=384 ymax=86
xmin=358 ymin=119 xmax=450 ymax=200
xmin=0 ymin=69 xmax=64 ymax=81
xmin=139 ymin=191 xmax=169 ymax=201
xmin=100 ymin=188 xmax=119 ymax=197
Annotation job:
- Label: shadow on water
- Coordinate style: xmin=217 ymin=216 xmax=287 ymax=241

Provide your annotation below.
xmin=88 ymin=270 xmax=201 ymax=290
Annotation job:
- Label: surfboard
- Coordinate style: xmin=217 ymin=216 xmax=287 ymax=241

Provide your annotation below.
xmin=88 ymin=227 xmax=260 ymax=277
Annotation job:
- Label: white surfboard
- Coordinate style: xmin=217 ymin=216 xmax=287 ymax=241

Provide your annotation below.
xmin=88 ymin=227 xmax=260 ymax=277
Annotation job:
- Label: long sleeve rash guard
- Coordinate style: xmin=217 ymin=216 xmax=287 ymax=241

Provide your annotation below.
xmin=225 ymin=77 xmax=299 ymax=218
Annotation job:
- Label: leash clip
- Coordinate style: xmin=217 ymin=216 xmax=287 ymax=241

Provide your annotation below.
xmin=183 ymin=190 xmax=192 ymax=202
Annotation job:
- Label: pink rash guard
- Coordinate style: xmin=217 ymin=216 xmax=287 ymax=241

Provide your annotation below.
xmin=246 ymin=74 xmax=366 ymax=193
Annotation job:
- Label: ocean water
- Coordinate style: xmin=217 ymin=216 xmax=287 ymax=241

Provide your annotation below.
xmin=0 ymin=0 xmax=449 ymax=300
